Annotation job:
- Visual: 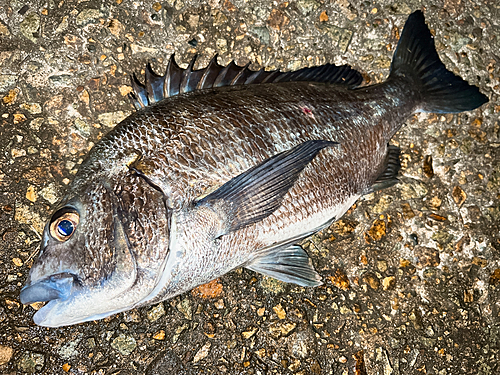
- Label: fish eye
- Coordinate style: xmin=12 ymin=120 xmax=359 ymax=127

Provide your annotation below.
xmin=49 ymin=210 xmax=79 ymax=242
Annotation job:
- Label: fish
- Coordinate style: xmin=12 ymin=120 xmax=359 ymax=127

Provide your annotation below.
xmin=20 ymin=10 xmax=488 ymax=327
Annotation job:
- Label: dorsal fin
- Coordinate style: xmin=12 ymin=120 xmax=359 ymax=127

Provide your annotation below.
xmin=128 ymin=55 xmax=363 ymax=110
xmin=129 ymin=73 xmax=148 ymax=110
xmin=145 ymin=63 xmax=165 ymax=104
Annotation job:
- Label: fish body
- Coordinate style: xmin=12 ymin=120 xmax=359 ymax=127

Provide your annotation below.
xmin=20 ymin=11 xmax=488 ymax=327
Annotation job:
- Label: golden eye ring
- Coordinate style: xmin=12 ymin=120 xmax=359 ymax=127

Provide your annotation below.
xmin=49 ymin=212 xmax=80 ymax=242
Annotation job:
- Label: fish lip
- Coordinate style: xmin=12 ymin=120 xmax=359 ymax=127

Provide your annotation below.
xmin=20 ymin=272 xmax=78 ymax=305
xmin=32 ymin=300 xmax=58 ymax=326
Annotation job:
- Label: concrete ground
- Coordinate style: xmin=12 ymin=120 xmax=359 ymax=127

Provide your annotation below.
xmin=0 ymin=0 xmax=499 ymax=374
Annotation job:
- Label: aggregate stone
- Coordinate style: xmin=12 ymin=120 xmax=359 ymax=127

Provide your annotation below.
xmin=0 ymin=75 xmax=17 ymax=92
xmin=19 ymin=13 xmax=40 ymax=43
xmin=97 ymin=111 xmax=130 ymax=127
xmin=6 ymin=89 xmax=20 ymax=105
xmin=259 ymin=275 xmax=286 ymax=294
xmin=192 ymin=341 xmax=211 ymax=363
xmin=176 ymin=297 xmax=192 ymax=320
xmin=111 ymin=334 xmax=137 ymax=356
xmin=0 ymin=345 xmax=13 ymax=366
xmin=0 ymin=20 xmax=9 ymax=36
xmin=38 ymin=183 xmax=60 ymax=204
xmin=18 ymin=352 xmax=44 ymax=373
xmin=58 ymin=338 xmax=81 ymax=360
xmin=147 ymin=302 xmax=165 ymax=321
xmin=295 ymin=0 xmax=321 ymax=15
xmin=400 ymin=179 xmax=428 ymax=199
xmin=76 ymin=9 xmax=102 ymax=27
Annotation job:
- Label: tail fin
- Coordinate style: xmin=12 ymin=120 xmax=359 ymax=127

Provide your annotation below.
xmin=389 ymin=10 xmax=488 ymax=113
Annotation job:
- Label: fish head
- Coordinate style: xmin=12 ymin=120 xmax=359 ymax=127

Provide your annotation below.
xmin=20 ymin=175 xmax=170 ymax=327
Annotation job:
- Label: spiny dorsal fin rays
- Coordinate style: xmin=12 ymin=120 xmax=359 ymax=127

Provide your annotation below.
xmin=128 ymin=73 xmax=148 ymax=110
xmin=145 ymin=63 xmax=165 ymax=104
xmin=128 ymin=55 xmax=364 ymax=110
xmin=213 ymin=60 xmax=245 ymax=87
xmin=244 ymin=69 xmax=278 ymax=85
xmin=180 ymin=55 xmax=199 ymax=94
xmin=164 ymin=54 xmax=183 ymax=98
xmin=230 ymin=61 xmax=251 ymax=85
xmin=197 ymin=54 xmax=223 ymax=89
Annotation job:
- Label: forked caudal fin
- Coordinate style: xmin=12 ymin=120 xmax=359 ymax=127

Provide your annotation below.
xmin=390 ymin=10 xmax=488 ymax=113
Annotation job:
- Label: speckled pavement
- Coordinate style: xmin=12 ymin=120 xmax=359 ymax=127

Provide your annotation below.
xmin=0 ymin=1 xmax=499 ymax=374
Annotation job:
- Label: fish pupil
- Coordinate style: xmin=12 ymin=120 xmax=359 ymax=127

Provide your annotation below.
xmin=57 ymin=220 xmax=74 ymax=237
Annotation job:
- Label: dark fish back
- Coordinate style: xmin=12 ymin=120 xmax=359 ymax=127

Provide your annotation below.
xmin=92 ymin=79 xmax=415 ymax=209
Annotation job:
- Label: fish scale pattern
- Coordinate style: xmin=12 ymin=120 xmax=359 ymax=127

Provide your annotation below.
xmin=103 ymin=79 xmax=418 ymax=304
xmin=83 ymin=80 xmax=415 ymax=213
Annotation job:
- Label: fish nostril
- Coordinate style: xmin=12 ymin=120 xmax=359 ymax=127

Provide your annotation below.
xmin=20 ymin=273 xmax=76 ymax=305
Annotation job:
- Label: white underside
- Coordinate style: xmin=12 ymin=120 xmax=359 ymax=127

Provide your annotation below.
xmin=128 ymin=194 xmax=362 ymax=308
xmin=258 ymin=194 xmax=360 ymax=246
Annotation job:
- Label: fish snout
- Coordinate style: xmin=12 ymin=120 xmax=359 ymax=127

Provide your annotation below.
xmin=20 ymin=273 xmax=77 ymax=305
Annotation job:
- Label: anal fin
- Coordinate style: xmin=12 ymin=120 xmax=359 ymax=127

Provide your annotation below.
xmin=364 ymin=144 xmax=401 ymax=194
xmin=246 ymin=245 xmax=322 ymax=287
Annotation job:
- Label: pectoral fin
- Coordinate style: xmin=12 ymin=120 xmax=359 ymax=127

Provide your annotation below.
xmin=196 ymin=140 xmax=338 ymax=232
xmin=246 ymin=245 xmax=322 ymax=287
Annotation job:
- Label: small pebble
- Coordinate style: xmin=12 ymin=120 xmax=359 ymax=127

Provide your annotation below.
xmin=176 ymin=298 xmax=192 ymax=320
xmin=382 ymin=276 xmax=396 ymax=290
xmin=273 ymin=303 xmax=286 ymax=319
xmin=12 ymin=258 xmax=23 ymax=267
xmin=193 ymin=342 xmax=211 ymax=363
xmin=0 ymin=345 xmax=13 ymax=366
xmin=18 ymin=352 xmax=44 ymax=373
xmin=147 ymin=303 xmax=165 ymax=321
xmin=329 ymin=269 xmax=350 ymax=290
xmin=214 ymin=299 xmax=225 ymax=309
xmin=153 ymin=330 xmax=165 ymax=340
xmin=111 ymin=334 xmax=136 ymax=356
xmin=152 ymin=2 xmax=162 ymax=12
xmin=242 ymin=327 xmax=258 ymax=339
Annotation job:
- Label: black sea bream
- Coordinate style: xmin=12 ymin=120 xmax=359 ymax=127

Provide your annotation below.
xmin=20 ymin=11 xmax=488 ymax=327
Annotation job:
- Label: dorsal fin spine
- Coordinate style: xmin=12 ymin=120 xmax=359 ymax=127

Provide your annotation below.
xmin=145 ymin=62 xmax=165 ymax=104
xmin=197 ymin=55 xmax=218 ymax=89
xmin=130 ymin=73 xmax=147 ymax=108
xmin=129 ymin=55 xmax=364 ymax=110
xmin=180 ymin=55 xmax=197 ymax=94
xmin=213 ymin=61 xmax=234 ymax=87
xmin=231 ymin=62 xmax=251 ymax=85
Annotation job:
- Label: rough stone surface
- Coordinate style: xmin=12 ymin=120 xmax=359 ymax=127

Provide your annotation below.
xmin=0 ymin=1 xmax=498 ymax=374
xmin=18 ymin=352 xmax=44 ymax=373
xmin=111 ymin=334 xmax=137 ymax=356
xmin=147 ymin=302 xmax=165 ymax=322
xmin=0 ymin=345 xmax=13 ymax=366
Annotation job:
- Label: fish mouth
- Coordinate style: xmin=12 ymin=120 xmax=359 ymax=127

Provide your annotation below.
xmin=20 ymin=272 xmax=78 ymax=305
